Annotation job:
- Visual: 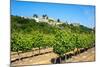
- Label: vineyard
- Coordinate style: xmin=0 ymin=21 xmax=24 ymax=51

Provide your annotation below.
xmin=11 ymin=15 xmax=95 ymax=65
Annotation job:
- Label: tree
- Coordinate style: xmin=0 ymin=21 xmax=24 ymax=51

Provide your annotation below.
xmin=33 ymin=14 xmax=38 ymax=18
xmin=57 ymin=19 xmax=60 ymax=22
xmin=42 ymin=14 xmax=48 ymax=19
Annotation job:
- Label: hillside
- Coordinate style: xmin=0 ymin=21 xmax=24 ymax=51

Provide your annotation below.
xmin=11 ymin=15 xmax=93 ymax=34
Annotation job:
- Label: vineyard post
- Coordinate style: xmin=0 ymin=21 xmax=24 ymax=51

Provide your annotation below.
xmin=59 ymin=56 xmax=62 ymax=63
xmin=32 ymin=49 xmax=34 ymax=57
xmin=54 ymin=58 xmax=56 ymax=64
xmin=65 ymin=54 xmax=67 ymax=61
xmin=17 ymin=50 xmax=21 ymax=61
xmin=39 ymin=47 xmax=41 ymax=54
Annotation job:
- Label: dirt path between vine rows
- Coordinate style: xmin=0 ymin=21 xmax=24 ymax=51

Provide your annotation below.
xmin=65 ymin=47 xmax=95 ymax=63
xmin=11 ymin=47 xmax=95 ymax=66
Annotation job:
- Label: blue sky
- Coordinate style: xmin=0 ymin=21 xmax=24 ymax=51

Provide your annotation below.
xmin=11 ymin=0 xmax=95 ymax=28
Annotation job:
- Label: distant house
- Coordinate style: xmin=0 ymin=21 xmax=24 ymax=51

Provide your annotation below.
xmin=33 ymin=17 xmax=39 ymax=22
xmin=39 ymin=17 xmax=48 ymax=22
xmin=72 ymin=23 xmax=80 ymax=26
xmin=33 ymin=16 xmax=48 ymax=22
xmin=23 ymin=16 xmax=63 ymax=26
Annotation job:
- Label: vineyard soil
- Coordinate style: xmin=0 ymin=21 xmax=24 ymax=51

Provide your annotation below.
xmin=65 ymin=47 xmax=95 ymax=63
xmin=11 ymin=47 xmax=95 ymax=66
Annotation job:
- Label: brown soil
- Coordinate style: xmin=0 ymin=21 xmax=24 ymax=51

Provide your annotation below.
xmin=65 ymin=47 xmax=95 ymax=63
xmin=11 ymin=47 xmax=95 ymax=66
